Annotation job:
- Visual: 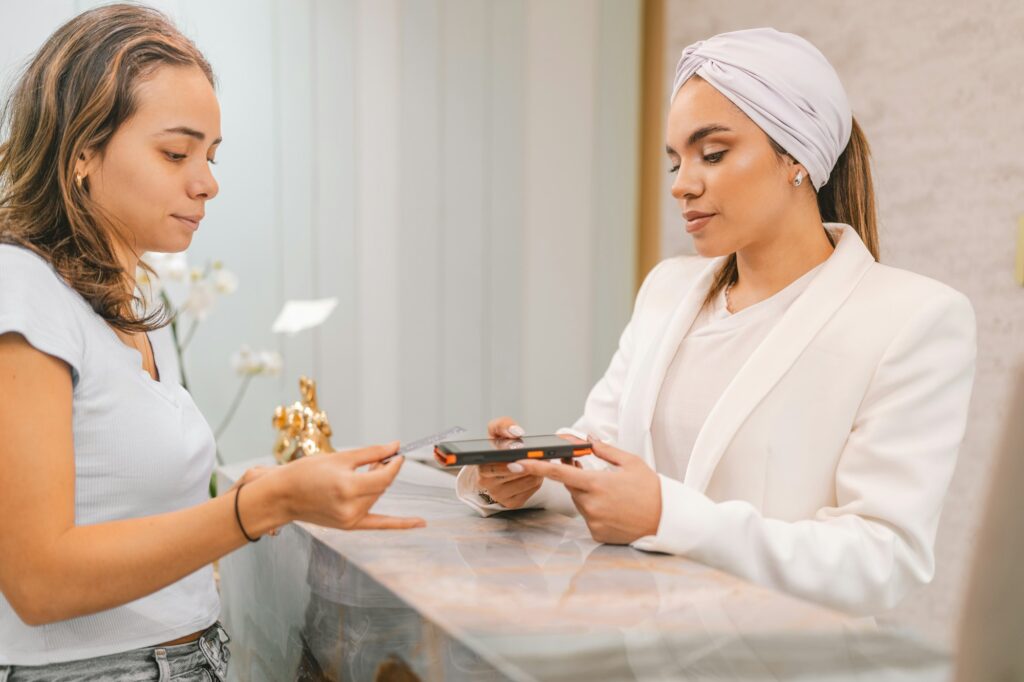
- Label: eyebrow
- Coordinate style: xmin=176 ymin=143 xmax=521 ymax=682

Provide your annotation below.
xmin=665 ymin=124 xmax=733 ymax=155
xmin=156 ymin=126 xmax=223 ymax=145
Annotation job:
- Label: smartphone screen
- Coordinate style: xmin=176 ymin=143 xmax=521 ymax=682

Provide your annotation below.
xmin=442 ymin=435 xmax=573 ymax=453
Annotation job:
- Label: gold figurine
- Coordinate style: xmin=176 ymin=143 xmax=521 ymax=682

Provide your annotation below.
xmin=272 ymin=376 xmax=334 ymax=464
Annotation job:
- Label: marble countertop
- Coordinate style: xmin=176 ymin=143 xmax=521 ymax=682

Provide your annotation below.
xmin=217 ymin=457 xmax=949 ymax=681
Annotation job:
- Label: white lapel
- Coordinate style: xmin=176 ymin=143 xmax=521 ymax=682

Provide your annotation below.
xmin=682 ymin=224 xmax=875 ymax=492
xmin=618 ymin=257 xmax=723 ymax=461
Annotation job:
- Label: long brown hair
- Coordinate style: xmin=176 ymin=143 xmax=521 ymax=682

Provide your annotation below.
xmin=705 ymin=117 xmax=879 ymax=305
xmin=0 ymin=4 xmax=214 ymax=333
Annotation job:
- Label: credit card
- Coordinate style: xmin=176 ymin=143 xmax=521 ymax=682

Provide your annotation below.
xmin=381 ymin=426 xmax=469 ymax=464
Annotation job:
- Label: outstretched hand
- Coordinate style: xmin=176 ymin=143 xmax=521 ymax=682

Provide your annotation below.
xmin=277 ymin=442 xmax=426 ymax=531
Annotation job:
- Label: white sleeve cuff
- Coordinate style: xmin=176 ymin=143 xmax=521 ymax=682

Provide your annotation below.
xmin=455 ymin=466 xmax=508 ymax=517
xmin=631 ymin=474 xmax=717 ymax=555
xmin=454 ymin=465 xmax=579 ymax=518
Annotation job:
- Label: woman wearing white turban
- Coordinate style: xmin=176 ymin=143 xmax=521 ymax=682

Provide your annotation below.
xmin=457 ymin=28 xmax=976 ymax=616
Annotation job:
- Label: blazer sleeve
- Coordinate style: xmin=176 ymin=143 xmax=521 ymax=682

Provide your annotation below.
xmin=631 ymin=289 xmax=978 ymax=616
xmin=455 ymin=261 xmax=672 ymax=517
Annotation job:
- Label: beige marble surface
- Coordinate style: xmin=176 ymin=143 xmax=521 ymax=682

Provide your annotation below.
xmin=218 ymin=458 xmax=948 ymax=681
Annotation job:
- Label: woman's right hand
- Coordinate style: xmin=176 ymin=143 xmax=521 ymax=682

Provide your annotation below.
xmin=274 ymin=442 xmax=426 ymax=530
xmin=474 ymin=417 xmax=544 ymax=509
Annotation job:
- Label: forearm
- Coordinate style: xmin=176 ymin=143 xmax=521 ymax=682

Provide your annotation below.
xmin=632 ymin=476 xmax=928 ymax=615
xmin=15 ymin=471 xmax=288 ymax=625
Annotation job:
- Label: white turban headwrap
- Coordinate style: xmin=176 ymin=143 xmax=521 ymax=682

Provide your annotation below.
xmin=671 ymin=28 xmax=852 ymax=190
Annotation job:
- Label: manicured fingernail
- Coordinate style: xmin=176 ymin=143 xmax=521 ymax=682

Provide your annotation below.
xmin=507 ymin=462 xmax=524 ymax=473
xmin=509 ymin=425 xmax=525 ymax=437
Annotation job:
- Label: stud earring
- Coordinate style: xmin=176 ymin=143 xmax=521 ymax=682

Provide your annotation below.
xmin=793 ymin=171 xmax=804 ymax=187
xmin=75 ymin=173 xmax=84 ymax=189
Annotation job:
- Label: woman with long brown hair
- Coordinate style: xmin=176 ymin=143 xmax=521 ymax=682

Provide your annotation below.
xmin=0 ymin=5 xmax=422 ymax=678
xmin=458 ymin=28 xmax=977 ymax=617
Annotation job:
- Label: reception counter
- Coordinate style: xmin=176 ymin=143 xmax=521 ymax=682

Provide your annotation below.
xmin=217 ymin=458 xmax=949 ymax=681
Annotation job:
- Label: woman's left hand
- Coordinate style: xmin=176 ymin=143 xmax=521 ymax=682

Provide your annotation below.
xmin=512 ymin=440 xmax=662 ymax=545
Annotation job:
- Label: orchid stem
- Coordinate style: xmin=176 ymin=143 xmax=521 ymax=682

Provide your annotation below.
xmin=162 ymin=291 xmax=191 ymax=392
xmin=215 ymin=373 xmax=253 ymax=440
xmin=180 ymin=319 xmax=199 ymax=352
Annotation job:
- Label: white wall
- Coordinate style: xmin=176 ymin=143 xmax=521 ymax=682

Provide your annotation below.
xmin=662 ymin=0 xmax=1024 ymax=644
xmin=0 ymin=1 xmax=641 ymax=458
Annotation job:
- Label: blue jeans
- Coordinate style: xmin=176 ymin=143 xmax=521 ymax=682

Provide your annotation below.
xmin=0 ymin=622 xmax=230 ymax=681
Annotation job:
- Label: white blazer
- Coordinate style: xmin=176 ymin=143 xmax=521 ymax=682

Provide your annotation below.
xmin=457 ymin=224 xmax=976 ymax=616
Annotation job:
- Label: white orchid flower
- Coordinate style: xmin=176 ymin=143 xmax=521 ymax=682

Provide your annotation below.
xmin=231 ymin=345 xmax=283 ymax=377
xmin=134 ymin=267 xmax=163 ymax=308
xmin=182 ymin=279 xmax=216 ymax=320
xmin=212 ymin=268 xmax=239 ymax=295
xmin=231 ymin=345 xmax=256 ymax=374
xmin=140 ymin=252 xmax=189 ymax=282
xmin=258 ymin=350 xmax=283 ymax=376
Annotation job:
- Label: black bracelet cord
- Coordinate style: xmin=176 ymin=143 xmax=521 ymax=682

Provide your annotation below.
xmin=234 ymin=482 xmax=260 ymax=543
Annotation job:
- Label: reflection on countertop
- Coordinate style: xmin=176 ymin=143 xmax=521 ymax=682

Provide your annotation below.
xmin=218 ymin=458 xmax=948 ymax=681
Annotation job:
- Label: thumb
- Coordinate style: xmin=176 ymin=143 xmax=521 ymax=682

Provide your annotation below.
xmin=343 ymin=441 xmax=400 ymax=468
xmin=589 ymin=438 xmax=631 ymax=467
xmin=353 ymin=513 xmax=426 ymax=530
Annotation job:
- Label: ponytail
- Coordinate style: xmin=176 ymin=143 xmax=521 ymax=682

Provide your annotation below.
xmin=817 ymin=117 xmax=879 ymax=261
xmin=704 ymin=116 xmax=879 ymax=308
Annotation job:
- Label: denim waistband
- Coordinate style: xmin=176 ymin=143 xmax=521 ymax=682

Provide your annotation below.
xmin=0 ymin=621 xmax=230 ymax=682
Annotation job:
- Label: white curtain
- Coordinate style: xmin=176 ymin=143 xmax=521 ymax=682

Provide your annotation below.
xmin=0 ymin=0 xmax=641 ymax=460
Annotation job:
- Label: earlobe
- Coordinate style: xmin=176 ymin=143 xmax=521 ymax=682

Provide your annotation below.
xmin=75 ymin=148 xmax=97 ymax=176
xmin=74 ymin=150 xmax=97 ymax=192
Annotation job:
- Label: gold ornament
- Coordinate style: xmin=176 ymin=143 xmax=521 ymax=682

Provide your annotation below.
xmin=272 ymin=376 xmax=334 ymax=464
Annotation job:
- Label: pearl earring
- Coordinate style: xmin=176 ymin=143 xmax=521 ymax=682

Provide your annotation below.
xmin=793 ymin=171 xmax=804 ymax=187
